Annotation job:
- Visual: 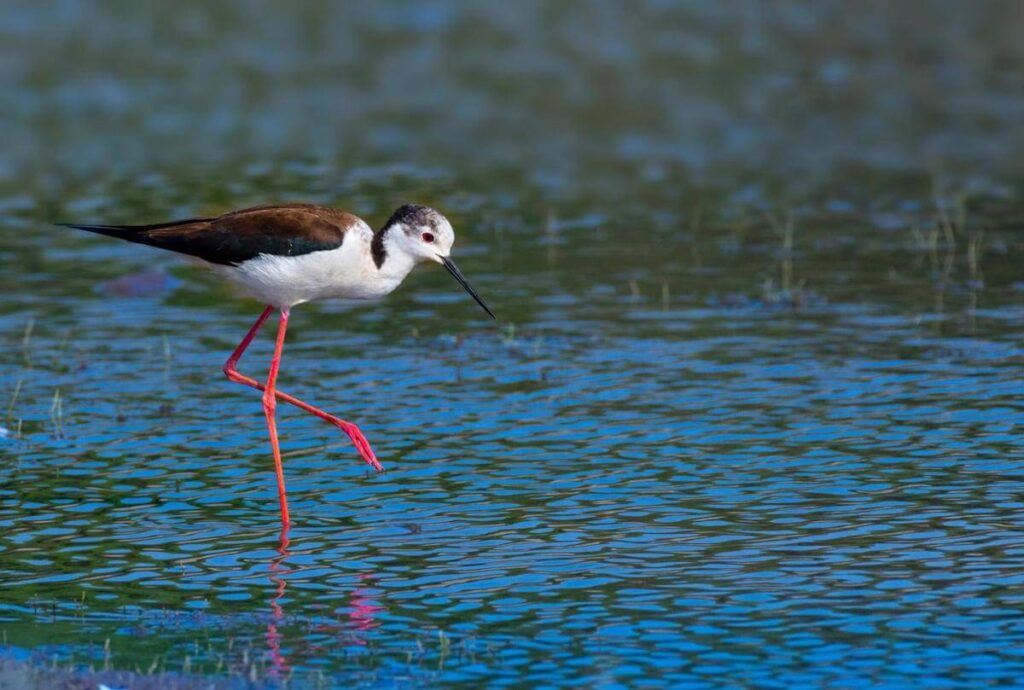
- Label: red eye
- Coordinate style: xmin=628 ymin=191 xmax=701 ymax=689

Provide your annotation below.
xmin=422 ymin=232 xmax=435 ymax=243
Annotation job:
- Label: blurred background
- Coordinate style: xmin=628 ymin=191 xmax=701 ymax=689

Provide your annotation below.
xmin=1 ymin=1 xmax=1023 ymax=687
xmin=7 ymin=2 xmax=1024 ymax=199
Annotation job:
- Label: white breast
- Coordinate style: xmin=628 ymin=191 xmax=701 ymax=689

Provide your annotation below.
xmin=212 ymin=226 xmax=413 ymax=309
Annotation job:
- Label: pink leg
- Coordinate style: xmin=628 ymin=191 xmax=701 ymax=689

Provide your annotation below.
xmin=223 ymin=307 xmax=383 ymax=472
xmin=264 ymin=309 xmax=291 ymax=524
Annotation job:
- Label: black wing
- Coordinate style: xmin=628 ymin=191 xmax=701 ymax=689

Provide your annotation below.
xmin=61 ymin=204 xmax=360 ymax=266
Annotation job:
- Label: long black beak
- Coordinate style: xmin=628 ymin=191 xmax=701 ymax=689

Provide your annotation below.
xmin=441 ymin=256 xmax=496 ymax=320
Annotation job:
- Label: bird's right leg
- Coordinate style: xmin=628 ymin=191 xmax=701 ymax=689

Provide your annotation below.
xmin=263 ymin=308 xmax=291 ymax=525
xmin=223 ymin=306 xmax=383 ymax=472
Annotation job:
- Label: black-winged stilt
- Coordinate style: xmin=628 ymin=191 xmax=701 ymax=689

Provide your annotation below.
xmin=62 ymin=203 xmax=495 ymax=525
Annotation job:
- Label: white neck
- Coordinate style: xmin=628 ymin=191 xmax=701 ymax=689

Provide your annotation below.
xmin=372 ymin=234 xmax=419 ymax=292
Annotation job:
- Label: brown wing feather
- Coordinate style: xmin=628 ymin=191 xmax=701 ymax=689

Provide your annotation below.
xmin=63 ymin=204 xmax=367 ymax=265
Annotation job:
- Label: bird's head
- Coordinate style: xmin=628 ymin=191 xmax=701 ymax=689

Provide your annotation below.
xmin=378 ymin=204 xmax=495 ymax=319
xmin=385 ymin=204 xmax=455 ymax=262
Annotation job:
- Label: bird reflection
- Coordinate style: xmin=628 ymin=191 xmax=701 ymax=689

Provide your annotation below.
xmin=348 ymin=573 xmax=384 ymax=636
xmin=266 ymin=524 xmax=291 ymax=679
xmin=316 ymin=574 xmax=385 ymax=648
xmin=264 ymin=524 xmax=385 ymax=669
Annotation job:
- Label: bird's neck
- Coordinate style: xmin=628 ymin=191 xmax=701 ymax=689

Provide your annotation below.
xmin=370 ymin=227 xmax=417 ymax=286
xmin=370 ymin=225 xmax=390 ymax=269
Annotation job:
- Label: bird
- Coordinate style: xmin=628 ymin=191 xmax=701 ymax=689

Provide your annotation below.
xmin=61 ymin=202 xmax=495 ymax=525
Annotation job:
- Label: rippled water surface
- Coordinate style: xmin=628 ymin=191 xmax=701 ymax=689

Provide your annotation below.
xmin=2 ymin=2 xmax=1024 ymax=687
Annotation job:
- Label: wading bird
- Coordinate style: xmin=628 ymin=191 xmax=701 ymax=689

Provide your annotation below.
xmin=63 ymin=203 xmax=495 ymax=525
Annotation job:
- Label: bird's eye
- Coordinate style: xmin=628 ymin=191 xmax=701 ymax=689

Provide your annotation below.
xmin=422 ymin=232 xmax=435 ymax=243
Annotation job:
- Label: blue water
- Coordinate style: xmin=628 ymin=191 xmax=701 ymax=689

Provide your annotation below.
xmin=1 ymin=2 xmax=1023 ymax=687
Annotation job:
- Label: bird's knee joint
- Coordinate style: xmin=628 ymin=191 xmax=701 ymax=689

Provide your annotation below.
xmin=262 ymin=390 xmax=277 ymax=412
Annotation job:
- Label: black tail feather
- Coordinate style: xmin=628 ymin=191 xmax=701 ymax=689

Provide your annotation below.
xmin=58 ymin=218 xmax=211 ymax=237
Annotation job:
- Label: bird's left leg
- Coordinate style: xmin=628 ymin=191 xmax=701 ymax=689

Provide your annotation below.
xmin=223 ymin=308 xmax=383 ymax=472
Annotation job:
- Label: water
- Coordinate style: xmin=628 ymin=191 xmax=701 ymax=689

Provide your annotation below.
xmin=1 ymin=2 xmax=1023 ymax=687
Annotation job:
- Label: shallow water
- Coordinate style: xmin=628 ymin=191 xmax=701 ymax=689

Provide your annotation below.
xmin=2 ymin=2 xmax=1024 ymax=687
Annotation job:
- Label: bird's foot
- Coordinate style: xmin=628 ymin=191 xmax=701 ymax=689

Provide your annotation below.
xmin=337 ymin=421 xmax=384 ymax=473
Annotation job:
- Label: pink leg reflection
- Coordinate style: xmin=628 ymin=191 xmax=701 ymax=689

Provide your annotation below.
xmin=266 ymin=524 xmax=291 ymax=678
xmin=320 ymin=572 xmax=384 ymax=648
xmin=348 ymin=573 xmax=384 ymax=634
